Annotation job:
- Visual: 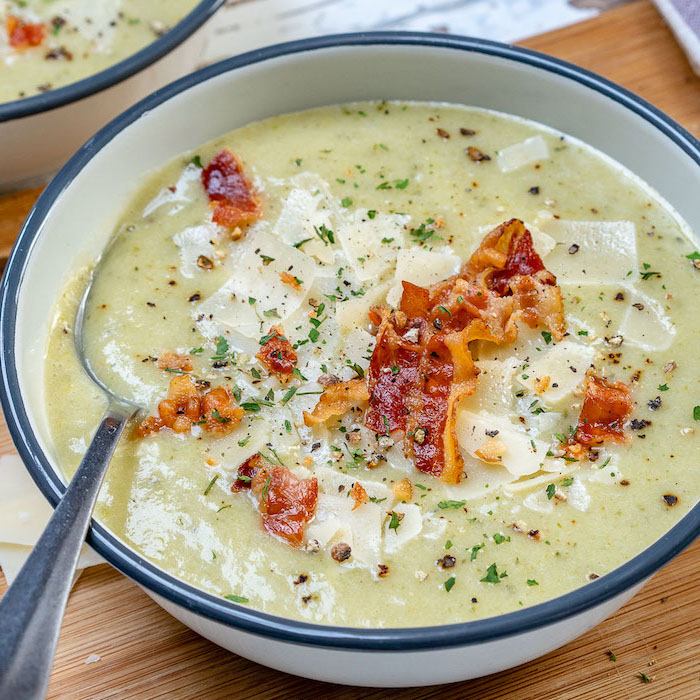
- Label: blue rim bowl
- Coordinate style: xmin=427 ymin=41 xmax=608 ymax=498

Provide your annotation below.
xmin=0 ymin=0 xmax=224 ymax=123
xmin=1 ymin=32 xmax=698 ymax=652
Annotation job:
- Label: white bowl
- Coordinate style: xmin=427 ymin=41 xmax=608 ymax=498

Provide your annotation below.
xmin=1 ymin=34 xmax=698 ymax=688
xmin=0 ymin=0 xmax=223 ymax=192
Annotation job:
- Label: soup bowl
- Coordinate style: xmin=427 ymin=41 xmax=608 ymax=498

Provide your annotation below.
xmin=0 ymin=0 xmax=223 ymax=192
xmin=1 ymin=34 xmax=699 ymax=687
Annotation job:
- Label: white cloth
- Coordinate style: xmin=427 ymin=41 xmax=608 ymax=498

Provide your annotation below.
xmin=654 ymin=0 xmax=700 ymax=75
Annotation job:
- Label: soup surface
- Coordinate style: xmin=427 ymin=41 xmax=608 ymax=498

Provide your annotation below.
xmin=1 ymin=0 xmax=199 ymax=103
xmin=45 ymin=102 xmax=699 ymax=627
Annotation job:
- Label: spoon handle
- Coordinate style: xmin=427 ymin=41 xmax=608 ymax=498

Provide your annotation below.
xmin=0 ymin=401 xmax=135 ymax=699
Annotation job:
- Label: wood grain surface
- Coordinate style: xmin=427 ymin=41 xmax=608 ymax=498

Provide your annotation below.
xmin=1 ymin=1 xmax=698 ymax=697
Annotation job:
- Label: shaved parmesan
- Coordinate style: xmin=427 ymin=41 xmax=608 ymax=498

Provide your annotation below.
xmin=619 ymin=288 xmax=675 ymax=350
xmin=443 ymin=453 xmax=518 ymax=501
xmin=339 ymin=328 xmax=376 ymax=376
xmin=305 ymin=494 xmax=383 ymax=568
xmin=196 ymin=226 xmax=317 ymax=340
xmin=456 ymin=411 xmax=547 ymax=477
xmin=497 ymin=136 xmax=549 ymax=173
xmin=384 ymin=503 xmax=422 ymax=554
xmin=464 ymin=359 xmax=520 ymax=415
xmin=0 ymin=454 xmax=104 ymax=586
xmin=172 ymin=224 xmax=222 ymax=279
xmin=540 ymin=220 xmax=638 ymax=283
xmin=386 ymin=247 xmax=461 ymax=307
xmin=517 ymin=340 xmax=595 ymax=405
xmin=144 ymin=163 xmax=202 ymax=217
xmin=336 ymin=210 xmax=408 ymax=282
xmin=313 ymin=466 xmax=391 ymax=503
xmin=272 ymin=172 xmax=338 ymax=265
xmin=335 ymin=283 xmax=388 ymax=333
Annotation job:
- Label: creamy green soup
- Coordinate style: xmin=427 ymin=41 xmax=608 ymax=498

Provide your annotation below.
xmin=1 ymin=0 xmax=199 ymax=103
xmin=45 ymin=102 xmax=699 ymax=627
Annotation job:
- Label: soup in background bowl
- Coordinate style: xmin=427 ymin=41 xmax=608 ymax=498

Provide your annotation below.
xmin=2 ymin=36 xmax=698 ymax=687
xmin=0 ymin=0 xmax=222 ymax=191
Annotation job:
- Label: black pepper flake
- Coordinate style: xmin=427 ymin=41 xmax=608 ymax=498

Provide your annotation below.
xmin=436 ymin=127 xmax=450 ymax=139
xmin=301 ymin=595 xmax=312 ymax=604
xmin=378 ymin=564 xmax=390 ymax=577
xmin=197 ymin=255 xmax=214 ymax=270
xmin=528 ymin=186 xmax=540 ymax=195
xmin=437 ymin=555 xmax=456 ymax=569
xmin=460 ymin=128 xmax=476 ymax=136
xmin=212 ymin=360 xmax=228 ymax=369
xmin=620 ymin=480 xmax=630 ymax=486
xmin=188 ymin=293 xmax=201 ymax=302
xmin=630 ymin=419 xmax=651 ymax=430
xmin=471 ymin=597 xmax=478 ymax=603
xmin=146 ymin=301 xmax=156 ymax=308
xmin=614 ymin=292 xmax=625 ymax=301
xmin=648 ymin=396 xmax=662 ymax=411
xmin=485 ymin=429 xmax=499 ymax=437
xmin=662 ymin=494 xmax=678 ymax=507
xmin=632 ymin=303 xmax=645 ymax=310
xmin=568 ymin=244 xmax=580 ymax=255
xmin=293 ymin=574 xmax=308 ymax=585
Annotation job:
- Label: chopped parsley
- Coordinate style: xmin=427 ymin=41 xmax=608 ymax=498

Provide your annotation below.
xmin=470 ymin=544 xmax=484 ymax=561
xmin=203 ymin=474 xmax=219 ymax=495
xmin=211 ymin=335 xmax=230 ymax=360
xmin=241 ymin=402 xmax=261 ymax=413
xmin=480 ymin=563 xmax=503 ymax=584
xmin=444 ymin=576 xmax=456 ymax=592
xmin=388 ymin=511 xmax=401 ymax=532
xmin=493 ymin=533 xmax=510 ymax=544
xmin=191 ymin=155 xmax=203 ymax=168
xmin=438 ymin=499 xmax=466 ymax=510
xmin=225 ymin=594 xmax=249 ymax=604
xmin=341 ymin=196 xmax=353 ymax=208
xmin=561 ymin=477 xmax=574 ymax=487
xmin=409 ymin=218 xmax=436 ymax=243
xmin=527 ymin=579 xmax=539 ymax=586
xmin=546 ymin=483 xmax=556 ymax=499
xmin=281 ymin=386 xmax=297 ymax=405
xmin=658 ymin=383 xmax=669 ymax=391
xmin=541 ymin=330 xmax=552 ymax=345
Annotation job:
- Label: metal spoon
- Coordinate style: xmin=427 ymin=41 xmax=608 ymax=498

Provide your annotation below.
xmin=0 ymin=258 xmax=141 ymax=699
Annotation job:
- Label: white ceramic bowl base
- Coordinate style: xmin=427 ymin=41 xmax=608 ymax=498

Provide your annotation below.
xmin=3 ymin=38 xmax=698 ymax=688
xmin=148 ymin=581 xmax=645 ymax=687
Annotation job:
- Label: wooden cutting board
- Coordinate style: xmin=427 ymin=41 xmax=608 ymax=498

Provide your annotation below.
xmin=1 ymin=1 xmax=698 ymax=697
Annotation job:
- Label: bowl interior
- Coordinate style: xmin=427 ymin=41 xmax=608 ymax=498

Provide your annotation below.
xmin=3 ymin=36 xmax=699 ymax=646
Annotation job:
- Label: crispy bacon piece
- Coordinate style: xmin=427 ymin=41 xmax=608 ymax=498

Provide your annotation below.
xmin=365 ymin=309 xmax=426 ymax=434
xmin=136 ymin=375 xmax=243 ymax=437
xmin=404 ymin=330 xmax=478 ymax=483
xmin=231 ymin=453 xmax=265 ymax=492
xmin=350 ymin=482 xmax=368 ymax=510
xmin=157 ymin=352 xmax=193 ymax=373
xmin=154 ymin=375 xmax=202 ymax=434
xmin=307 ymin=219 xmax=565 ymax=483
xmin=462 ymin=219 xmax=565 ymax=340
xmin=571 ymin=374 xmax=632 ymax=447
xmin=251 ymin=464 xmax=318 ymax=547
xmin=6 ymin=15 xmax=45 ymax=49
xmin=256 ymin=326 xmax=297 ymax=381
xmin=201 ymin=387 xmax=245 ymax=434
xmin=303 ymin=379 xmax=369 ymax=426
xmin=201 ymin=149 xmax=262 ymax=229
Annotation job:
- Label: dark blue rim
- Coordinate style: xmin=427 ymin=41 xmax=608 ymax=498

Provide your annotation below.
xmin=1 ymin=33 xmax=698 ymax=652
xmin=0 ymin=0 xmax=223 ymax=123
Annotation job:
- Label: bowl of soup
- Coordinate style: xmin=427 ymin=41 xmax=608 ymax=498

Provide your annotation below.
xmin=0 ymin=0 xmax=223 ymax=191
xmin=1 ymin=34 xmax=698 ymax=687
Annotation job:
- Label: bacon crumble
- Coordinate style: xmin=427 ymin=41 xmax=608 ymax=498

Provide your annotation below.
xmin=201 ymin=149 xmax=262 ymax=230
xmin=6 ymin=15 xmax=45 ymax=49
xmin=256 ymin=326 xmax=297 ymax=381
xmin=136 ymin=375 xmax=244 ymax=437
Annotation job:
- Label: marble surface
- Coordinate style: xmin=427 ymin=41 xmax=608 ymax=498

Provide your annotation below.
xmin=203 ymin=0 xmax=601 ymax=63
